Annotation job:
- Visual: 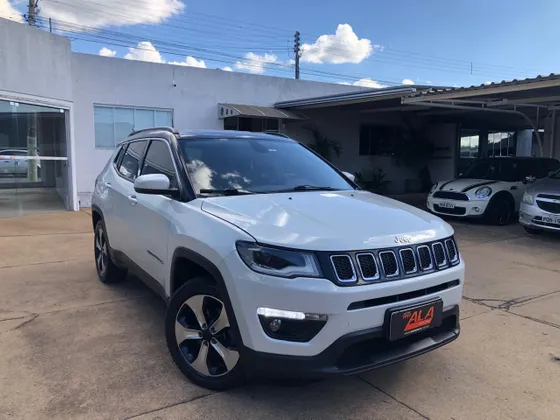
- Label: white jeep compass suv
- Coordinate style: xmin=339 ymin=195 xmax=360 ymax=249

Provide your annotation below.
xmin=91 ymin=127 xmax=464 ymax=390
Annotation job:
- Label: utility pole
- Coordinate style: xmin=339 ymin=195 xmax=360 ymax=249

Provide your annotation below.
xmin=294 ymin=31 xmax=301 ymax=80
xmin=27 ymin=0 xmax=39 ymax=26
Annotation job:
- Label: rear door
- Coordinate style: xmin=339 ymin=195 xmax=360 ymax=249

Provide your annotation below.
xmin=126 ymin=139 xmax=179 ymax=284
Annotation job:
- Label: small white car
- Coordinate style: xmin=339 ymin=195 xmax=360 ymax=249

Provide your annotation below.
xmin=427 ymin=157 xmax=560 ymax=225
xmin=520 ymin=168 xmax=560 ymax=234
xmin=0 ymin=149 xmax=42 ymax=177
xmin=92 ymin=128 xmax=464 ymax=390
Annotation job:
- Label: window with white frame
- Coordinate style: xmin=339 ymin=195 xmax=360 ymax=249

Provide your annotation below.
xmin=94 ymin=105 xmax=173 ymax=148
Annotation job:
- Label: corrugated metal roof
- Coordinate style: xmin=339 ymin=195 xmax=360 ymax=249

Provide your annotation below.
xmin=409 ymin=73 xmax=560 ymax=99
xmin=218 ymin=103 xmax=307 ymax=120
xmin=275 ymin=86 xmax=420 ymax=109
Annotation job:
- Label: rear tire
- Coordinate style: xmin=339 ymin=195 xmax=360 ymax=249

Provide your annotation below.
xmin=485 ymin=196 xmax=513 ymax=226
xmin=165 ymin=277 xmax=245 ymax=390
xmin=94 ymin=220 xmax=127 ymax=284
xmin=524 ymin=226 xmax=541 ymax=234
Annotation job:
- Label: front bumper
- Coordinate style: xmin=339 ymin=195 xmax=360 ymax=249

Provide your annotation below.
xmin=427 ymin=196 xmax=489 ymax=218
xmin=242 ymin=305 xmax=459 ymax=378
xmin=219 ymin=251 xmax=464 ymax=357
xmin=519 ymin=202 xmax=560 ymax=231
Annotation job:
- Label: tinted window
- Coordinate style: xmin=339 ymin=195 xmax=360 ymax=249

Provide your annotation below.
xmin=114 ymin=145 xmax=126 ymax=165
xmin=141 ymin=140 xmax=177 ymax=188
xmin=461 ymin=159 xmax=522 ymax=182
xmin=179 ymin=137 xmax=353 ymax=194
xmin=117 ymin=140 xmax=147 ymax=181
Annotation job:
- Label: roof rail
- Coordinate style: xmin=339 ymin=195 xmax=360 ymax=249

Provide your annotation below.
xmin=129 ymin=126 xmax=179 ymax=137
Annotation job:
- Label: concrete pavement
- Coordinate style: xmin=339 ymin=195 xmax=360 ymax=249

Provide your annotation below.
xmin=0 ymin=211 xmax=559 ymax=419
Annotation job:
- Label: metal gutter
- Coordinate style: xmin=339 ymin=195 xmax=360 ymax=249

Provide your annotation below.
xmin=275 ymin=87 xmax=416 ymax=109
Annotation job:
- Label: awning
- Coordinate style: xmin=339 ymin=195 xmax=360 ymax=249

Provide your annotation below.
xmin=218 ymin=103 xmax=307 ymax=120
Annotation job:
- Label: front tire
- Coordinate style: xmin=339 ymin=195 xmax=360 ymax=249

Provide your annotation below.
xmin=165 ymin=277 xmax=244 ymax=390
xmin=94 ymin=220 xmax=127 ymax=284
xmin=485 ymin=196 xmax=513 ymax=226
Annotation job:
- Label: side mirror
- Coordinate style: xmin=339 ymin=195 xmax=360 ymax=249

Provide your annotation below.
xmin=342 ymin=171 xmax=356 ymax=182
xmin=548 ymin=170 xmax=556 ymax=177
xmin=134 ymin=174 xmax=179 ymax=197
xmin=523 ymin=175 xmax=536 ymax=184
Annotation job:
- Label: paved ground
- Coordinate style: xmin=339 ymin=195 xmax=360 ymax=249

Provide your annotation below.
xmin=1 ymin=210 xmax=559 ymax=420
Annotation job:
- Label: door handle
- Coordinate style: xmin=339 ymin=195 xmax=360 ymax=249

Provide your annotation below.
xmin=128 ymin=195 xmax=138 ymax=205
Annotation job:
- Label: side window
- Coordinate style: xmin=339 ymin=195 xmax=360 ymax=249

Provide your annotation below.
xmin=141 ymin=140 xmax=178 ymax=188
xmin=113 ymin=145 xmax=126 ymax=166
xmin=117 ymin=140 xmax=147 ymax=181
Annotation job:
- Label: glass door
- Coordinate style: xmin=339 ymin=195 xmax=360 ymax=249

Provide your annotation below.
xmin=0 ymin=98 xmax=69 ymax=217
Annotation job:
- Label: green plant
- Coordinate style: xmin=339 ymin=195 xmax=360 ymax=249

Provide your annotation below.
xmin=305 ymin=125 xmax=341 ymax=162
xmin=355 ymin=168 xmax=391 ymax=193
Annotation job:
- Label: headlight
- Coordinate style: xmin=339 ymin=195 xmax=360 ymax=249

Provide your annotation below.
xmin=236 ymin=241 xmax=322 ymax=278
xmin=522 ymin=192 xmax=534 ymax=205
xmin=475 ymin=186 xmax=492 ymax=199
xmin=430 ymin=184 xmax=438 ymax=194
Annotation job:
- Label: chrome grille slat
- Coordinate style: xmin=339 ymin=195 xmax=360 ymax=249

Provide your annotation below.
xmin=416 ymin=245 xmax=433 ymax=271
xmin=444 ymin=239 xmax=459 ymax=264
xmin=330 ymin=255 xmax=356 ymax=283
xmin=432 ymin=242 xmax=447 ymax=267
xmin=356 ymin=253 xmax=379 ymax=281
xmin=379 ymin=251 xmax=399 ymax=277
xmin=399 ymin=248 xmax=417 ymax=274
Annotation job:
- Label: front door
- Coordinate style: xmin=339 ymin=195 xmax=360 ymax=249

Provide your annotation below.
xmin=127 ymin=139 xmax=178 ymax=284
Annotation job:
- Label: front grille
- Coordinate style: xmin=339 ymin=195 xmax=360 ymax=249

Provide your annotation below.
xmin=325 ymin=237 xmax=459 ymax=286
xmin=417 ymin=245 xmax=433 ymax=270
xmin=433 ymin=204 xmax=467 ymax=215
xmin=356 ymin=253 xmax=379 ymax=280
xmin=330 ymin=255 xmax=356 ymax=282
xmin=432 ymin=191 xmax=469 ymax=201
xmin=536 ymin=200 xmax=560 ymax=214
xmin=445 ymin=239 xmax=459 ymax=264
xmin=399 ymin=248 xmax=417 ymax=274
xmin=432 ymin=242 xmax=447 ymax=267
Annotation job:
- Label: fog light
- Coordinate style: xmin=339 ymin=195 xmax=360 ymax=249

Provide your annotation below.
xmin=268 ymin=318 xmax=282 ymax=332
xmin=473 ymin=207 xmax=480 ymax=213
xmin=257 ymin=307 xmax=327 ymax=342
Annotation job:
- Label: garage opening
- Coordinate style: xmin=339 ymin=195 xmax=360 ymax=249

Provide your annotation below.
xmin=0 ymin=99 xmax=71 ymax=218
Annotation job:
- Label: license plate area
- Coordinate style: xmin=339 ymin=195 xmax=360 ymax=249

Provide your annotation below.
xmin=439 ymin=202 xmax=455 ymax=209
xmin=542 ymin=214 xmax=560 ymax=225
xmin=387 ymin=299 xmax=443 ymax=341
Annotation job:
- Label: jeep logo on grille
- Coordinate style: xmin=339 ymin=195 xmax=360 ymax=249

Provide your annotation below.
xmin=394 ymin=235 xmax=413 ymax=244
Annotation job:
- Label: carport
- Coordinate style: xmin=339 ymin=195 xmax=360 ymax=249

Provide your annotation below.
xmin=275 ymin=74 xmax=560 ymax=190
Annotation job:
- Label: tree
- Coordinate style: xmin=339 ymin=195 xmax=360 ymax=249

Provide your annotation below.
xmin=305 ymin=125 xmax=341 ymax=162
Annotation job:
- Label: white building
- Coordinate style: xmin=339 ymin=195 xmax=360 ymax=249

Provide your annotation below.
xmin=2 ymin=18 xmax=560 ymax=217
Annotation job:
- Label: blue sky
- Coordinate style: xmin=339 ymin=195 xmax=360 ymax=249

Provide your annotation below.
xmin=3 ymin=0 xmax=560 ymax=87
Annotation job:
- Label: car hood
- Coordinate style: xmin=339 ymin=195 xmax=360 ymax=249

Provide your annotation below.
xmin=526 ymin=177 xmax=560 ymax=195
xmin=437 ymin=178 xmax=502 ymax=193
xmin=201 ymin=190 xmax=453 ymax=251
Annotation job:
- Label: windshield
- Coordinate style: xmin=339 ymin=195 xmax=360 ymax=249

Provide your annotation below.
xmin=178 ymin=137 xmax=353 ymax=195
xmin=460 ymin=160 xmax=521 ymax=182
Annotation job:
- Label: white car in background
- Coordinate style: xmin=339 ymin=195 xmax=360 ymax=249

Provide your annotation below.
xmin=427 ymin=157 xmax=560 ymax=225
xmin=0 ymin=149 xmax=41 ymax=177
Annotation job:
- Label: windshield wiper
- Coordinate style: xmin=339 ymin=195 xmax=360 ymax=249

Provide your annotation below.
xmin=199 ymin=188 xmax=254 ymax=196
xmin=264 ymin=185 xmax=340 ymax=193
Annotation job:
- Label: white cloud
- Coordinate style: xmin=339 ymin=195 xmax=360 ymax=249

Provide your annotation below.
xmin=40 ymin=0 xmax=184 ymax=28
xmin=234 ymin=52 xmax=278 ymax=74
xmin=483 ymin=81 xmax=493 ymax=85
xmin=352 ymin=78 xmax=386 ymax=88
xmin=124 ymin=41 xmax=164 ymax=63
xmin=222 ymin=66 xmax=233 ymax=72
xmin=0 ymin=0 xmax=23 ymax=23
xmin=338 ymin=82 xmax=351 ymax=85
xmin=402 ymin=79 xmax=415 ymax=85
xmin=301 ymin=24 xmax=377 ymax=64
xmin=169 ymin=56 xmax=206 ymax=68
xmin=99 ymin=47 xmax=117 ymax=57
